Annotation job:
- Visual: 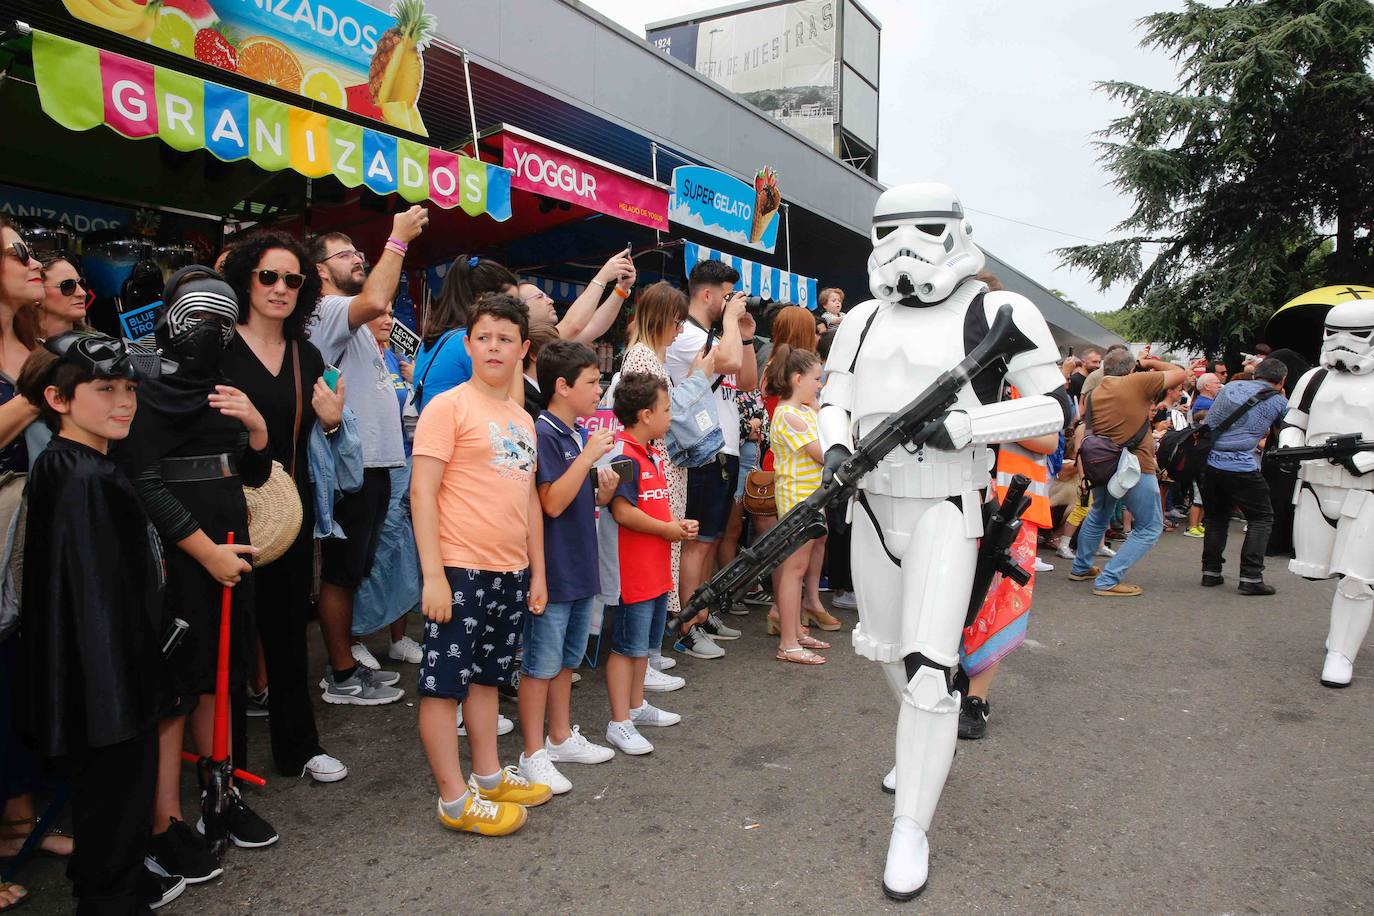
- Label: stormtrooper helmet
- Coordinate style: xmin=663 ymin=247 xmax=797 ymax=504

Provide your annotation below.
xmin=868 ymin=182 xmax=985 ymax=305
xmin=1319 ymin=299 xmax=1374 ymax=375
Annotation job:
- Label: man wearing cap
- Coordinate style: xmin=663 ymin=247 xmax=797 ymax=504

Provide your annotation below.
xmin=1069 ymin=348 xmax=1189 ymax=596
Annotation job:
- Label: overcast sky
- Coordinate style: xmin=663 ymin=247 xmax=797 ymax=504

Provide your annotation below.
xmin=582 ymin=0 xmax=1184 ymax=313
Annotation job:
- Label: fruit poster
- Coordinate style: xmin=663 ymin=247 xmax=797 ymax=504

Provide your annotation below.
xmin=60 ymin=0 xmax=435 ymax=137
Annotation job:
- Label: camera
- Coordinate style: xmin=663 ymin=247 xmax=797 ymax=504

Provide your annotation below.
xmin=726 ymin=291 xmax=767 ymax=316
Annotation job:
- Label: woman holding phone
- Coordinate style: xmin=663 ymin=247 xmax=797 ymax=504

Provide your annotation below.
xmin=221 ymin=230 xmax=349 ymax=785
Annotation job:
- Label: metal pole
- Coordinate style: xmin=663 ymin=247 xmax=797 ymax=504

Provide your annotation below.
xmin=784 ymin=203 xmax=792 ymax=273
xmin=651 ymin=142 xmax=662 ymax=250
xmin=461 ymin=50 xmax=481 ymax=162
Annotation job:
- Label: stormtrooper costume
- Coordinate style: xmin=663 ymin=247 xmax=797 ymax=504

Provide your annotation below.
xmin=1280 ymin=298 xmax=1374 ymax=688
xmin=819 ymin=183 xmax=1070 ymax=900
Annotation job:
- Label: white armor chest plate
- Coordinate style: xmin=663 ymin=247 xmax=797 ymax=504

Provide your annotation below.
xmin=1301 ymin=372 xmax=1374 ymax=491
xmin=850 ymin=302 xmax=993 ymax=498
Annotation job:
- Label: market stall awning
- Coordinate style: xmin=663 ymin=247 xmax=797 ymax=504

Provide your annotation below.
xmin=28 ymin=29 xmax=512 ymax=220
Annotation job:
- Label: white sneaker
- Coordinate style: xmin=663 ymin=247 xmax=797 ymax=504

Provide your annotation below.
xmin=606 ymin=720 xmax=653 ymax=755
xmin=456 ymin=709 xmax=514 ymax=737
xmin=545 ymin=725 xmax=615 ymax=764
xmin=1096 ymin=543 xmax=1117 ymax=558
xmin=1033 ymin=558 xmax=1055 ymax=572
xmin=517 ymin=749 xmax=572 ymax=795
xmin=571 ymin=671 xmax=582 ymax=684
xmin=388 ymin=636 xmax=423 ymax=664
xmin=649 ymin=653 xmax=676 ymax=671
xmin=629 ymin=700 xmax=681 ymax=727
xmin=882 ymin=765 xmax=896 ymax=794
xmin=644 ymin=665 xmax=685 ymax=693
xmin=1055 ymin=542 xmax=1075 ymax=560
xmin=302 ymin=753 xmax=348 ymax=783
xmin=832 ymin=591 xmax=858 ymax=610
xmin=351 ymin=643 xmax=381 ymax=670
xmin=882 ymin=816 xmax=930 ymax=901
xmin=1321 ymin=650 xmax=1354 ymax=688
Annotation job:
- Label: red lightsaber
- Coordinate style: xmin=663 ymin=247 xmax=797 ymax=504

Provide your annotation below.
xmin=180 ymin=752 xmax=265 ymax=787
xmin=212 ymin=532 xmax=233 ymax=762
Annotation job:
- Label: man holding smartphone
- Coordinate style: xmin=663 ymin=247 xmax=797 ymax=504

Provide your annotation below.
xmin=664 ymin=260 xmax=759 ymax=659
xmin=517 ymin=247 xmax=636 ymax=342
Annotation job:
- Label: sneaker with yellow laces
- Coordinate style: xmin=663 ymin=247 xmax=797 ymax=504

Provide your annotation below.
xmin=472 ymin=766 xmax=553 ymax=808
xmin=435 ymin=790 xmax=526 ymax=836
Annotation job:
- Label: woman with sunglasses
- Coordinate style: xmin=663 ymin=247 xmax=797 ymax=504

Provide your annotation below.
xmin=0 ymin=217 xmax=69 ymax=904
xmin=38 ymin=257 xmax=90 ymax=340
xmin=220 ymin=231 xmax=350 ymax=787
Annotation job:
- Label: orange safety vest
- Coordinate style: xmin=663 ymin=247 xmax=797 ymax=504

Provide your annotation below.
xmin=996 ymin=442 xmax=1051 ymax=527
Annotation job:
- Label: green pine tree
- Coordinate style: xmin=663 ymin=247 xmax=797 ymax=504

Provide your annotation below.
xmin=1059 ymin=0 xmax=1374 ymax=356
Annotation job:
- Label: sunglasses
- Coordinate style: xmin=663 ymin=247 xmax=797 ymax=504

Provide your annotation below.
xmin=4 ymin=241 xmax=34 ymax=265
xmin=255 ymin=269 xmax=306 ymax=290
xmin=45 ymin=277 xmax=88 ymax=296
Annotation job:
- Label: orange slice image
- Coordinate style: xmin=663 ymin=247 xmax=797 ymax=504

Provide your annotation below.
xmin=237 ymin=36 xmax=305 ymax=93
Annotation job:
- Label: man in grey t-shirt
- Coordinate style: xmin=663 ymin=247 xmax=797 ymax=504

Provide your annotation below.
xmin=308 ymin=206 xmax=427 ymax=706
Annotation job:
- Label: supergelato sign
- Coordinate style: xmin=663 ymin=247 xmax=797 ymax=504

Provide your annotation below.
xmin=670 ymin=165 xmax=780 ymax=254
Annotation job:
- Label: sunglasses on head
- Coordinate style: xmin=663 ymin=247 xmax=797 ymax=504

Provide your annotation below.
xmin=4 ymin=241 xmax=33 ymax=265
xmin=45 ymin=277 xmax=88 ymax=297
xmin=255 ymin=269 xmax=306 ymax=290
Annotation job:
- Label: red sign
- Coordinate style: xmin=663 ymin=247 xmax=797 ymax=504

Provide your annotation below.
xmin=501 ymin=130 xmax=668 ymax=230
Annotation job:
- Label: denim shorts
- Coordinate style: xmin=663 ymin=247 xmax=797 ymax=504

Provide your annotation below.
xmin=686 ymin=454 xmax=739 ymax=543
xmin=521 ymin=596 xmax=594 ymax=678
xmin=417 ymin=567 xmax=527 ymax=701
xmin=734 ymin=440 xmax=760 ymax=501
xmin=609 ymin=592 xmax=670 ymax=658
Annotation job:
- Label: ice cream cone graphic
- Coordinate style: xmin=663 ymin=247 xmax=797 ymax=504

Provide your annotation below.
xmin=749 ymin=167 xmax=781 ymax=243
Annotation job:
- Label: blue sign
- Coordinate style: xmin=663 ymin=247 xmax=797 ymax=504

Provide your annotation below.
xmin=0 ymin=184 xmax=135 ymax=234
xmin=683 ymin=242 xmax=817 ymax=310
xmin=119 ymin=300 xmax=162 ymax=343
xmin=670 ymin=165 xmax=780 ymax=254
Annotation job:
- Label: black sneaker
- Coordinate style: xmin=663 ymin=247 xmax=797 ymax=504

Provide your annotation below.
xmin=140 ymin=864 xmax=187 ymax=910
xmin=742 ymin=588 xmax=773 ymax=607
xmin=197 ymin=791 xmax=279 ymax=849
xmin=1238 ymin=581 xmax=1277 ymax=596
xmin=958 ymin=696 xmax=990 ymax=740
xmin=146 ymin=819 xmax=223 ymax=884
xmin=246 ymin=687 xmax=270 ymax=718
xmin=1200 ymin=573 xmax=1224 ymax=588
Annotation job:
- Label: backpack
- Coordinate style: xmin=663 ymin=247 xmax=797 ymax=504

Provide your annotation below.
xmin=1156 ymin=387 xmax=1278 ymax=484
xmin=1078 ymin=392 xmax=1151 ymax=487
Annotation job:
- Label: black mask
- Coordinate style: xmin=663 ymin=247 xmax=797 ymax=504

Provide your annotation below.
xmin=163 ymin=319 xmax=226 ymax=378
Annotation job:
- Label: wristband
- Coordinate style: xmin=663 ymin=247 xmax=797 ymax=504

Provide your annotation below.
xmin=588 ymin=279 xmax=606 ymax=290
xmin=612 ymin=286 xmax=629 ymax=299
xmin=385 ymin=243 xmax=407 ymax=259
xmin=386 ymin=237 xmax=409 ymax=252
xmin=742 ymin=338 xmax=755 ymax=346
xmin=323 ymin=423 xmax=341 ymax=438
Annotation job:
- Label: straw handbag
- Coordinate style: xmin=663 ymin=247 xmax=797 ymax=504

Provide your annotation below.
xmin=243 ymin=343 xmax=304 ymax=566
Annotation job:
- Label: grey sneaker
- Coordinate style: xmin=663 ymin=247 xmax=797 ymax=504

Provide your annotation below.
xmin=703 ymin=613 xmax=741 ymax=641
xmin=321 ymin=666 xmax=404 ymax=705
xmin=674 ymin=625 xmax=724 ymax=659
xmin=319 ymin=667 xmax=401 ymax=690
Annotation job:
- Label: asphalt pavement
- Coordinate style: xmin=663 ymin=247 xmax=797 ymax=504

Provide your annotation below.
xmin=12 ymin=520 xmax=1374 ymax=914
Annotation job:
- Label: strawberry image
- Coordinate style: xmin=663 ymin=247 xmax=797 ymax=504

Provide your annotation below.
xmin=346 ymin=83 xmax=385 ymax=120
xmin=163 ymin=0 xmax=217 ymax=29
xmin=194 ymin=26 xmax=237 ymax=72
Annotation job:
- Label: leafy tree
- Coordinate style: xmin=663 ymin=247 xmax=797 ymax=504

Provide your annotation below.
xmin=1059 ymin=0 xmax=1374 ymax=357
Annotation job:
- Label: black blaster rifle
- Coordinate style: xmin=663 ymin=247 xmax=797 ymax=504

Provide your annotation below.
xmin=667 ymin=304 xmax=1041 ymax=635
xmin=1268 ymin=434 xmax=1374 ymax=470
xmin=965 ymin=474 xmax=1032 ymax=627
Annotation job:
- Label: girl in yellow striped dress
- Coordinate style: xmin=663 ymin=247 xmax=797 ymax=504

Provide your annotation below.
xmin=767 ymin=345 xmax=829 ymax=665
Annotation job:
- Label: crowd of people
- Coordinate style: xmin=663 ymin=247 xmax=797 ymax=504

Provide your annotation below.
xmin=0 ymin=207 xmax=1301 ymax=913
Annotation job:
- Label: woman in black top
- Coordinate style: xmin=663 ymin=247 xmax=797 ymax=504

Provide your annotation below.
xmin=220 ymin=230 xmax=347 ymax=784
xmin=121 ymin=266 xmax=276 ymax=876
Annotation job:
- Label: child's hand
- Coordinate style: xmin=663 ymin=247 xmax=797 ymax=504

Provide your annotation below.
xmin=528 ymin=575 xmax=548 ymax=616
xmin=585 ymin=427 xmax=615 ymax=462
xmin=202 ymin=542 xmax=256 ymax=586
xmin=661 ymin=519 xmax=692 ymax=542
xmin=422 ymin=577 xmax=452 ymax=624
xmin=594 ymin=465 xmax=619 ymax=506
xmin=682 ymin=519 xmax=700 ymax=540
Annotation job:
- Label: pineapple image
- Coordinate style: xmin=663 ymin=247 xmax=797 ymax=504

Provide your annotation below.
xmin=368 ymin=0 xmax=436 ymax=136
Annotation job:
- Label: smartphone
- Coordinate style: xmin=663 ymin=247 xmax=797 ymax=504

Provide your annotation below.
xmin=322 ymin=365 xmax=341 ymax=392
xmin=592 ymin=456 xmax=637 ymax=489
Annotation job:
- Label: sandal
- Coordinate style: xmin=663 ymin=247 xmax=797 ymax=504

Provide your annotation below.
xmin=802 ymin=606 xmax=842 ymax=631
xmin=0 ymin=818 xmax=72 ymax=861
xmin=797 ymin=634 xmax=831 ymax=651
xmin=766 ymin=615 xmax=811 ymax=639
xmin=0 ymin=881 xmax=28 ymax=911
xmin=776 ymin=646 xmax=827 ymax=665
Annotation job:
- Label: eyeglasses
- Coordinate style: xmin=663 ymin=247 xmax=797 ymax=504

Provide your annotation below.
xmin=318 ymin=249 xmax=364 ymax=264
xmin=45 ymin=277 xmax=88 ymax=296
xmin=3 ymin=241 xmax=34 ymax=265
xmin=255 ymin=269 xmax=306 ymax=290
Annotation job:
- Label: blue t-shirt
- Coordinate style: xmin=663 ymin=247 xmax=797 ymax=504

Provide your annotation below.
xmin=536 ymin=411 xmax=599 ymax=603
xmin=412 ymin=329 xmax=472 ymax=413
xmin=1204 ymin=380 xmax=1289 ymax=472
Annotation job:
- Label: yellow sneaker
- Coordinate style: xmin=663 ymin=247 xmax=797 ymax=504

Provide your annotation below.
xmin=436 ymin=792 xmax=526 ymax=836
xmin=473 ymin=766 xmax=553 ymax=808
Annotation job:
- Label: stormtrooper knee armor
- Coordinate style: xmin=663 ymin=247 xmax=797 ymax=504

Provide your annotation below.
xmin=1280 ymin=297 xmax=1374 ymax=687
xmin=820 ymin=183 xmax=1070 ymax=900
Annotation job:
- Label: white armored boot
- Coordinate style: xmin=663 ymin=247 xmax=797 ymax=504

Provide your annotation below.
xmin=1321 ymin=579 xmax=1373 ymax=688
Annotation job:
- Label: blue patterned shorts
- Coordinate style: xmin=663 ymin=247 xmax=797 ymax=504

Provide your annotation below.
xmin=418 ymin=566 xmax=527 ymax=700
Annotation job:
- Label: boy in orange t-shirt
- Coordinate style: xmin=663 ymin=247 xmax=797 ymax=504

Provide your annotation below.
xmin=411 ymin=294 xmax=552 ymax=836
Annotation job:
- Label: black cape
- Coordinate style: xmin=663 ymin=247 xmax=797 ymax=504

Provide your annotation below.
xmin=18 ymin=437 xmax=170 ymax=757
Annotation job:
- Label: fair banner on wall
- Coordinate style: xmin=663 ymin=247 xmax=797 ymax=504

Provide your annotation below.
xmin=60 ymin=0 xmax=436 ymax=136
xmin=670 ymin=164 xmax=781 ymax=254
xmin=0 ymin=184 xmax=137 ymax=234
xmin=500 ymin=129 xmax=669 ymax=231
xmin=683 ymin=241 xmax=817 ymax=310
xmin=31 ymin=30 xmax=512 ymax=220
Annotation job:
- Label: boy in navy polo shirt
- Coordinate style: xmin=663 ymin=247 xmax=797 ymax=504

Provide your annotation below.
xmin=603 ymin=373 xmax=698 ymax=755
xmin=518 ymin=341 xmax=620 ymax=791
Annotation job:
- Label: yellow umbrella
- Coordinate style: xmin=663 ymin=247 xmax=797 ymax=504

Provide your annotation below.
xmin=1265 ymin=284 xmax=1374 ymax=357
